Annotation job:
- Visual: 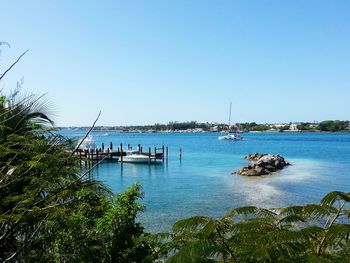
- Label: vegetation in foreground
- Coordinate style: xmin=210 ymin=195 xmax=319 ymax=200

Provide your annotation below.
xmin=1 ymin=46 xmax=349 ymax=262
xmin=0 ymin=90 xmax=150 ymax=262
xmin=149 ymin=191 xmax=350 ymax=262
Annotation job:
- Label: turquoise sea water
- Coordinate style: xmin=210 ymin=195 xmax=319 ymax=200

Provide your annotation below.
xmin=59 ymin=130 xmax=350 ymax=232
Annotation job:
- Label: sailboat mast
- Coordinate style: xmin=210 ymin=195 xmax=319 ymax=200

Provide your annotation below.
xmin=228 ymin=102 xmax=232 ymax=131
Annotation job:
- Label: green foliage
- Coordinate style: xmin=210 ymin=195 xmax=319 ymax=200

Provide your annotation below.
xmin=297 ymin=121 xmax=349 ymax=132
xmin=96 ymin=184 xmax=151 ymax=262
xmin=297 ymin=122 xmax=316 ymax=131
xmin=0 ymin=91 xmax=54 ymax=138
xmin=0 ymin=90 xmax=150 ymax=262
xmin=318 ymin=120 xmax=349 ymax=132
xmin=238 ymin=122 xmax=271 ymax=132
xmin=152 ymin=192 xmax=350 ymax=262
xmin=249 ymin=124 xmax=269 ymax=131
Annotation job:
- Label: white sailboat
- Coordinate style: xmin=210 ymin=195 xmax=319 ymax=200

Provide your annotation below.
xmin=218 ymin=102 xmax=243 ymax=140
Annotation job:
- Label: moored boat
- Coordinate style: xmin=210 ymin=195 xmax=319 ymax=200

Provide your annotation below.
xmin=78 ymin=135 xmax=96 ymax=150
xmin=218 ymin=102 xmax=243 ymax=141
xmin=123 ymin=154 xmax=157 ymax=163
xmin=218 ymin=134 xmax=243 ymax=140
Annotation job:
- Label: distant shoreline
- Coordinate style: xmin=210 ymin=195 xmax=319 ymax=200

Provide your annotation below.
xmin=58 ymin=128 xmax=349 ymax=134
xmin=58 ymin=120 xmax=350 ymax=133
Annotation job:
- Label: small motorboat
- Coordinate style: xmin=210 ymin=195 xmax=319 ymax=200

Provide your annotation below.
xmin=123 ymin=154 xmax=157 ymax=163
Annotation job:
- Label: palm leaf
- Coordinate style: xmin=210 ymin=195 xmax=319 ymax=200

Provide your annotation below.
xmin=172 ymin=216 xmax=211 ymax=234
xmin=227 ymin=206 xmax=277 ymax=219
xmin=166 ymin=239 xmax=220 ymax=263
xmin=321 ymin=191 xmax=350 ymax=207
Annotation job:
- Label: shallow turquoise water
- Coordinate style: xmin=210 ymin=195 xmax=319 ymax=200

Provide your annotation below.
xmin=59 ymin=131 xmax=350 ymax=231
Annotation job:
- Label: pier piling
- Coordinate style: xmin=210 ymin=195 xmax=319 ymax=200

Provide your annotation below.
xmin=166 ymin=146 xmax=169 ymax=161
xmin=148 ymin=148 xmax=151 ymax=165
xmin=120 ymin=143 xmax=123 ymax=163
xmin=96 ymin=149 xmax=99 ymax=167
xmin=154 ymin=147 xmax=157 ymax=164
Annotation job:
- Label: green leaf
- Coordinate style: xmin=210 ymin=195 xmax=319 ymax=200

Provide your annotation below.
xmin=172 ymin=216 xmax=211 ymax=234
xmin=321 ymin=191 xmax=350 ymax=207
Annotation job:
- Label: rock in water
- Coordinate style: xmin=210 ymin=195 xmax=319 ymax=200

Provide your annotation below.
xmin=234 ymin=153 xmax=290 ymax=176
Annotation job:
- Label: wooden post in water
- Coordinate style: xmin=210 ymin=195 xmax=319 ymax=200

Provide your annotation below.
xmin=84 ymin=150 xmax=88 ymax=168
xmin=138 ymin=144 xmax=141 ymax=153
xmin=120 ymin=143 xmax=123 ymax=163
xmin=87 ymin=150 xmax=91 ymax=169
xmin=110 ymin=142 xmax=113 ymax=151
xmin=148 ymin=147 xmax=151 ymax=165
xmin=96 ymin=149 xmax=99 ymax=167
xmin=166 ymin=146 xmax=169 ymax=162
xmin=162 ymin=145 xmax=165 ymax=162
xmin=128 ymin=144 xmax=130 ymax=150
xmin=154 ymin=147 xmax=157 ymax=163
xmin=102 ymin=143 xmax=104 ymax=151
xmin=179 ymin=147 xmax=182 ymax=161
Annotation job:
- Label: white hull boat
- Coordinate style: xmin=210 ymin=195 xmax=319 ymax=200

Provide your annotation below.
xmin=218 ymin=102 xmax=243 ymax=141
xmin=78 ymin=135 xmax=96 ymax=150
xmin=123 ymin=154 xmax=157 ymax=163
xmin=218 ymin=134 xmax=243 ymax=140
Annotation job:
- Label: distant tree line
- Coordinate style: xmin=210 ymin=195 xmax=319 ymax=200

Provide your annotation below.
xmin=297 ymin=120 xmax=349 ymax=132
xmin=79 ymin=120 xmax=349 ymax=133
xmin=92 ymin=121 xmax=216 ymax=131
xmin=240 ymin=122 xmax=270 ymax=132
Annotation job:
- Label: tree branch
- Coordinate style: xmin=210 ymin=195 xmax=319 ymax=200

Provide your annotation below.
xmin=70 ymin=111 xmax=101 ymax=157
xmin=0 ymin=50 xmax=29 ymax=81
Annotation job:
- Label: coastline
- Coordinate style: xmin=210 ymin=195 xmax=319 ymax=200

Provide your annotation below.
xmin=59 ymin=128 xmax=350 ymax=134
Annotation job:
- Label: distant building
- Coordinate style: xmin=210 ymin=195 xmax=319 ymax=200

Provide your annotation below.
xmin=289 ymin=123 xmax=298 ymax=131
xmin=209 ymin=126 xmax=219 ymax=132
xmin=272 ymin=123 xmax=290 ymax=128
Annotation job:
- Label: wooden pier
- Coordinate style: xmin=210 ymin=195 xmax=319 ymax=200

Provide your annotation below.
xmin=74 ymin=143 xmax=170 ymax=167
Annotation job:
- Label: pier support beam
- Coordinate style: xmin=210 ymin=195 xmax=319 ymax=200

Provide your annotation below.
xmin=148 ymin=148 xmax=151 ymax=165
xmin=120 ymin=143 xmax=123 ymax=163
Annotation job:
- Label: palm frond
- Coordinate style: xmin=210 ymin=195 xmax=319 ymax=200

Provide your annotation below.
xmin=172 ymin=216 xmax=211 ymax=234
xmin=321 ymin=191 xmax=350 ymax=207
xmin=227 ymin=206 xmax=277 ymax=219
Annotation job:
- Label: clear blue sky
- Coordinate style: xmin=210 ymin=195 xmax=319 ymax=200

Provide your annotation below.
xmin=1 ymin=0 xmax=349 ymax=126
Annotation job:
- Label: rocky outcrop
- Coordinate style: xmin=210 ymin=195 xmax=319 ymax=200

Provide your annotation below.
xmin=234 ymin=153 xmax=290 ymax=176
